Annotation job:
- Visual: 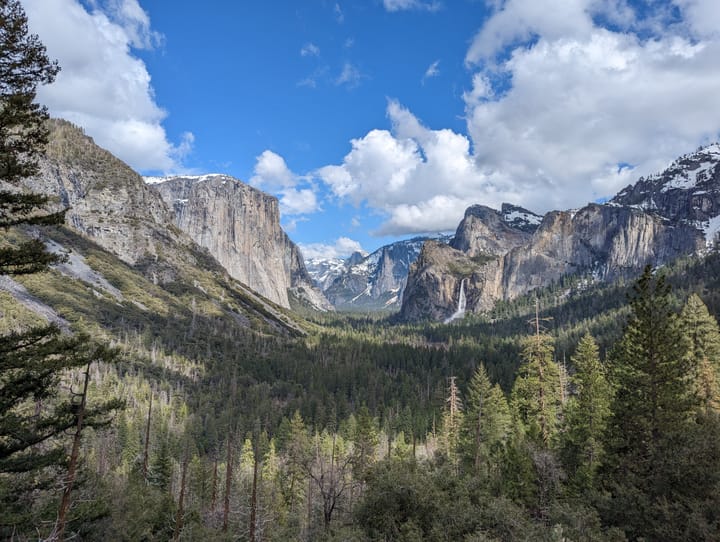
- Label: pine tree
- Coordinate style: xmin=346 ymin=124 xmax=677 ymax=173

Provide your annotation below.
xmin=680 ymin=293 xmax=720 ymax=412
xmin=0 ymin=6 xmax=124 ymax=537
xmin=440 ymin=376 xmax=463 ymax=468
xmin=351 ymin=405 xmax=378 ymax=481
xmin=0 ymin=331 xmax=119 ymax=473
xmin=460 ymin=363 xmax=511 ymax=475
xmin=0 ymin=0 xmax=64 ymax=274
xmin=0 ymin=0 xmax=78 ymax=478
xmin=511 ymin=331 xmax=562 ymax=447
xmin=149 ymin=433 xmax=174 ymax=493
xmin=560 ymin=333 xmax=611 ymax=493
xmin=600 ymin=266 xmax=706 ymax=540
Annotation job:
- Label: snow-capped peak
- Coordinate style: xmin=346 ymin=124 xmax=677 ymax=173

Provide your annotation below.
xmin=143 ymin=173 xmax=228 ymax=185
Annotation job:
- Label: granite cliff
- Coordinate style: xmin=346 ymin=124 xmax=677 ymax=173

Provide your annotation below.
xmin=21 ymin=119 xmax=196 ymax=283
xmin=148 ymin=174 xmax=331 ymax=311
xmin=400 ymin=144 xmax=720 ymax=322
xmin=17 ymin=119 xmax=328 ymax=317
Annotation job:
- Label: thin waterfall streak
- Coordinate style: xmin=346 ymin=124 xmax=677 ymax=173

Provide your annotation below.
xmin=444 ymin=278 xmax=467 ymax=324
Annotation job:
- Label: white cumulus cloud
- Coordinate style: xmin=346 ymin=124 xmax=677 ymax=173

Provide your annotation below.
xmin=22 ymin=0 xmax=191 ymax=173
xmin=299 ymin=237 xmax=365 ymax=260
xmin=250 ymin=150 xmax=296 ymax=189
xmin=279 ymin=188 xmax=319 ymax=216
xmin=316 ymin=0 xmax=720 ymax=236
xmin=251 ymin=151 xmax=320 ymax=216
xmin=316 ymin=101 xmax=511 ymax=235
xmin=463 ymin=0 xmax=720 ymax=211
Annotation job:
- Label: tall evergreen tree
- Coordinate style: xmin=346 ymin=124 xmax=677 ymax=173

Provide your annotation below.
xmin=511 ymin=331 xmax=562 ymax=447
xmin=560 ymin=333 xmax=611 ymax=493
xmin=439 ymin=376 xmax=463 ymax=468
xmin=0 ymin=0 xmax=64 ymax=274
xmin=460 ymin=363 xmax=511 ymax=475
xmin=600 ymin=266 xmax=714 ymax=540
xmin=350 ymin=405 xmax=379 ymax=481
xmin=680 ymin=293 xmax=720 ymax=412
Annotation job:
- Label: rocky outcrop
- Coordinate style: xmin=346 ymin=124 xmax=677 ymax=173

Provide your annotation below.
xmin=21 ymin=119 xmax=195 ymax=282
xmin=611 ymin=143 xmax=720 ymax=245
xmin=401 ymin=241 xmax=482 ymax=321
xmin=149 ymin=175 xmax=331 ymax=310
xmin=400 ymin=143 xmax=720 ymax=322
xmin=450 ymin=204 xmax=537 ymax=257
xmin=308 ymin=236 xmax=449 ymax=311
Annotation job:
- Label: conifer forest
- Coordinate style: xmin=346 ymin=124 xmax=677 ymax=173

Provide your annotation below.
xmin=2 ymin=1 xmax=720 ymax=540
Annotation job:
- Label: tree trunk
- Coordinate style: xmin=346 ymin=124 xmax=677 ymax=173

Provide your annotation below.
xmin=210 ymin=454 xmax=218 ymax=512
xmin=53 ymin=362 xmax=91 ymax=542
xmin=223 ymin=434 xmax=233 ymax=532
xmin=173 ymin=451 xmax=188 ymax=541
xmin=142 ymin=392 xmax=152 ymax=481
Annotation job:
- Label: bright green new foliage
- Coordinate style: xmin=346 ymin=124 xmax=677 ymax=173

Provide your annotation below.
xmin=460 ymin=363 xmax=511 ymax=474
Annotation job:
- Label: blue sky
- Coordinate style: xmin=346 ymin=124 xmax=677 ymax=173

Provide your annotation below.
xmin=21 ymin=0 xmax=720 ymax=259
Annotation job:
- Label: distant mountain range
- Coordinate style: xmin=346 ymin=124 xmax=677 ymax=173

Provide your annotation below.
xmin=9 ymin=118 xmax=720 ymax=325
xmin=305 ymin=236 xmax=451 ymax=311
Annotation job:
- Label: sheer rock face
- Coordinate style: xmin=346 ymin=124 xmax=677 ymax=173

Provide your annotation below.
xmin=450 ymin=204 xmax=537 ymax=257
xmin=401 ymin=241 xmax=482 ymax=322
xmin=150 ymin=174 xmax=331 ymax=310
xmin=400 ymin=144 xmax=720 ymax=322
xmin=23 ymin=120 xmax=193 ymax=282
xmin=23 ymin=120 xmax=330 ymax=311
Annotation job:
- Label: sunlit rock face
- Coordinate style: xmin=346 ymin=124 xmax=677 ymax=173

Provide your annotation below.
xmin=149 ymin=174 xmax=331 ymax=310
xmin=399 ymin=143 xmax=720 ymax=322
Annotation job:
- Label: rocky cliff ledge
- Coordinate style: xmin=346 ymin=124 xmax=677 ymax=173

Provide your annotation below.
xmin=22 ymin=119 xmax=195 ymax=282
xmin=149 ymin=174 xmax=331 ymax=310
xmin=399 ymin=155 xmax=715 ymax=323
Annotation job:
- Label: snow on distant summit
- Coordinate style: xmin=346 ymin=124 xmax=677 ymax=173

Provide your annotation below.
xmin=306 ymin=235 xmax=451 ymax=311
xmin=144 ymin=174 xmax=229 ymax=185
xmin=610 ymin=142 xmax=720 ymax=247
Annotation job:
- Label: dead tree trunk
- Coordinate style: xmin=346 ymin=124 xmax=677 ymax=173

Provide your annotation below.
xmin=53 ymin=362 xmax=91 ymax=541
xmin=173 ymin=450 xmax=189 ymax=541
xmin=210 ymin=454 xmax=218 ymax=512
xmin=223 ymin=434 xmax=233 ymax=532
xmin=142 ymin=392 xmax=152 ymax=481
xmin=249 ymin=444 xmax=259 ymax=542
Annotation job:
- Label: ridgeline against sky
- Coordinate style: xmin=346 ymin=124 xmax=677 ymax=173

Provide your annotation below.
xmin=21 ymin=0 xmax=720 ymax=257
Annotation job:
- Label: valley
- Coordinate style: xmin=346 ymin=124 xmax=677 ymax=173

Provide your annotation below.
xmin=3 ymin=1 xmax=720 ymax=539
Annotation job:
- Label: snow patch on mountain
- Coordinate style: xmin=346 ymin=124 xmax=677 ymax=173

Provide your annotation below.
xmin=701 ymin=215 xmax=720 ymax=246
xmin=306 ymin=235 xmax=451 ymax=311
xmin=144 ymin=174 xmax=227 ymax=185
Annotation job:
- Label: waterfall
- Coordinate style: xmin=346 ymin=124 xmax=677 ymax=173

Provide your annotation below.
xmin=443 ymin=278 xmax=467 ymax=324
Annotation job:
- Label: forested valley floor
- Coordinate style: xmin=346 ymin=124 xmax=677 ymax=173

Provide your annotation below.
xmin=3 ymin=250 xmax=720 ymax=541
xmin=2 ymin=0 xmax=720 ymax=537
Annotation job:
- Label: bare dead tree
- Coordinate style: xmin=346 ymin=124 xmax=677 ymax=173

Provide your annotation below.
xmin=52 ymin=362 xmax=91 ymax=542
xmin=142 ymin=392 xmax=152 ymax=481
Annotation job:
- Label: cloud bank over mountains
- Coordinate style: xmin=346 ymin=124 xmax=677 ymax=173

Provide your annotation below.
xmin=22 ymin=0 xmax=720 ymax=251
xmin=308 ymin=0 xmax=720 ymax=236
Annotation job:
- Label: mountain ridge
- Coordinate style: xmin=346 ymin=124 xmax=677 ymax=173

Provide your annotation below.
xmin=399 ymin=143 xmax=720 ymax=322
xmin=306 ymin=235 xmax=451 ymax=311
